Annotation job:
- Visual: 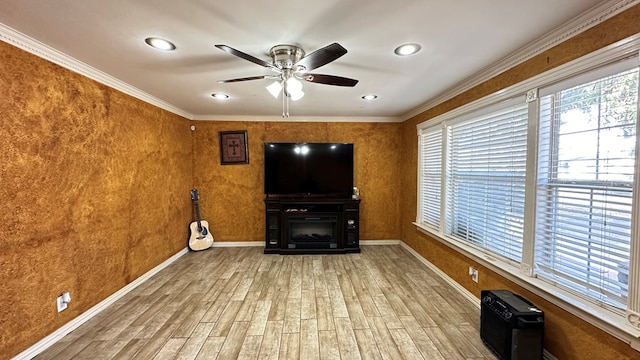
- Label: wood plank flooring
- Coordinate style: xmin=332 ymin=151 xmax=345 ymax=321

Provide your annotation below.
xmin=34 ymin=245 xmax=496 ymax=359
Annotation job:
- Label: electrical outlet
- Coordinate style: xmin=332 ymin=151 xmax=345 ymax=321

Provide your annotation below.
xmin=56 ymin=291 xmax=71 ymax=312
xmin=62 ymin=291 xmax=71 ymax=303
xmin=470 ymin=267 xmax=479 ymax=283
xmin=57 ymin=295 xmax=67 ymax=312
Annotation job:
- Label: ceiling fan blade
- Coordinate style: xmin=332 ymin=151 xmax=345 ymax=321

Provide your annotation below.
xmin=215 ymin=44 xmax=273 ymax=69
xmin=218 ymin=75 xmax=271 ymax=83
xmin=296 ymin=43 xmax=347 ymax=71
xmin=303 ymin=74 xmax=358 ymax=87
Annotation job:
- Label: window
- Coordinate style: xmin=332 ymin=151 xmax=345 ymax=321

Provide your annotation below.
xmin=446 ymin=102 xmax=528 ymax=262
xmin=535 ymin=63 xmax=638 ymax=309
xmin=417 ymin=48 xmax=640 ymax=328
xmin=419 ymin=126 xmax=442 ymax=231
xmin=418 ymin=99 xmax=528 ymax=262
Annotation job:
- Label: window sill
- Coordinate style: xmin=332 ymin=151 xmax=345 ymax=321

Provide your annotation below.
xmin=412 ymin=222 xmax=640 ymax=347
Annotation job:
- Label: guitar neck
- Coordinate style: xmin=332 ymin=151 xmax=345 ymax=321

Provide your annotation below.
xmin=193 ymin=200 xmax=203 ymax=229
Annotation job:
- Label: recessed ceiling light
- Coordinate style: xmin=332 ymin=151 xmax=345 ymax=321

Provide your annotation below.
xmin=211 ymin=93 xmax=230 ymax=99
xmin=394 ymin=43 xmax=421 ymax=56
xmin=144 ymin=37 xmax=176 ymax=51
xmin=362 ymin=94 xmax=378 ymax=101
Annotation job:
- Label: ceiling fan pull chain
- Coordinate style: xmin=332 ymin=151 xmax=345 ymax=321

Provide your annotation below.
xmin=282 ymin=89 xmax=288 ymax=118
xmin=285 ymin=94 xmax=290 ymax=118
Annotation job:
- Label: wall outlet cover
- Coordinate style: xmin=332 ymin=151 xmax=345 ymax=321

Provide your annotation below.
xmin=56 ymin=295 xmax=67 ymax=312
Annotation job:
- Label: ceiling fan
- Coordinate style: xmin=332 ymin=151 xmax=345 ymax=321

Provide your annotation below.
xmin=215 ymin=43 xmax=359 ymax=117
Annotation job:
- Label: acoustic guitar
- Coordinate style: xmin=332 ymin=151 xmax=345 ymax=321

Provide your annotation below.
xmin=188 ymin=188 xmax=214 ymax=251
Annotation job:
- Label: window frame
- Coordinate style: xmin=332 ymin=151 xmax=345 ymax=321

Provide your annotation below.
xmin=445 ymin=100 xmax=529 ymax=263
xmin=533 ymin=64 xmax=638 ymax=311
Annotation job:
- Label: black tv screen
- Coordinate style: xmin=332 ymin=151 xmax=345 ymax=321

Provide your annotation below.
xmin=264 ymin=142 xmax=354 ymax=198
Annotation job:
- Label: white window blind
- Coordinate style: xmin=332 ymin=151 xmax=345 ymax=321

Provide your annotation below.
xmin=535 ymin=61 xmax=639 ymax=309
xmin=419 ymin=126 xmax=443 ymax=230
xmin=446 ymin=101 xmax=528 ymax=262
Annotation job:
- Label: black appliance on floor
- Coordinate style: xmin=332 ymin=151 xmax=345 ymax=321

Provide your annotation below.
xmin=480 ymin=290 xmax=545 ymax=360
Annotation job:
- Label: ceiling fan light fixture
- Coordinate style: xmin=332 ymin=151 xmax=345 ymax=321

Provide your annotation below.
xmin=266 ymin=81 xmax=282 ymax=99
xmin=290 ymin=90 xmax=304 ymax=101
xmin=285 ymin=77 xmax=304 ymax=101
xmin=394 ymin=43 xmax=421 ymax=56
xmin=144 ymin=37 xmax=176 ymax=51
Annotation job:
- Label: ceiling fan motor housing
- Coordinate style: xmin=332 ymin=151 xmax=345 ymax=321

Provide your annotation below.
xmin=270 ymin=45 xmax=305 ymax=70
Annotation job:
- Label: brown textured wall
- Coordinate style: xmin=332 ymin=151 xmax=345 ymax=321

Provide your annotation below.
xmin=0 ymin=41 xmax=193 ymax=358
xmin=399 ymin=5 xmax=640 ymax=360
xmin=191 ymin=121 xmax=402 ymax=242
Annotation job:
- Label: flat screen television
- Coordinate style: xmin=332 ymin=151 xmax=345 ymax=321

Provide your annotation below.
xmin=264 ymin=142 xmax=354 ymax=198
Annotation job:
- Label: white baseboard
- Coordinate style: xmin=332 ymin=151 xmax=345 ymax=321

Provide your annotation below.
xmin=211 ymin=240 xmax=401 ymax=247
xmin=13 ymin=248 xmax=189 ymax=360
xmin=360 ymin=239 xmax=401 ymax=245
xmin=212 ymin=241 xmax=263 ymax=247
xmin=398 ymin=241 xmax=558 ymax=360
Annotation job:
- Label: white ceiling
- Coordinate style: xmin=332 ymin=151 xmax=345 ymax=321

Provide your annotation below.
xmin=0 ymin=0 xmax=615 ymax=121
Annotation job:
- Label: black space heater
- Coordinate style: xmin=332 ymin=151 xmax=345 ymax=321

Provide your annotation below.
xmin=480 ymin=290 xmax=545 ymax=360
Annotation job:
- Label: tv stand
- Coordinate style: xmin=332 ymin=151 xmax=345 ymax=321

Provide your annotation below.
xmin=264 ymin=197 xmax=360 ymax=254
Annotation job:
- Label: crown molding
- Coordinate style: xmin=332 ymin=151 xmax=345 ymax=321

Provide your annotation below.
xmin=0 ymin=23 xmax=193 ymax=120
xmin=403 ymin=0 xmax=640 ymax=121
xmin=192 ymin=114 xmax=402 ymax=122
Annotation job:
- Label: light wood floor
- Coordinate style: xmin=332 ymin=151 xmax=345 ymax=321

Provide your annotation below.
xmin=34 ymin=245 xmax=497 ymax=359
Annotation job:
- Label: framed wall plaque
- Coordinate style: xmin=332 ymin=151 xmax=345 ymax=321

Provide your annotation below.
xmin=219 ymin=130 xmax=249 ymax=165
